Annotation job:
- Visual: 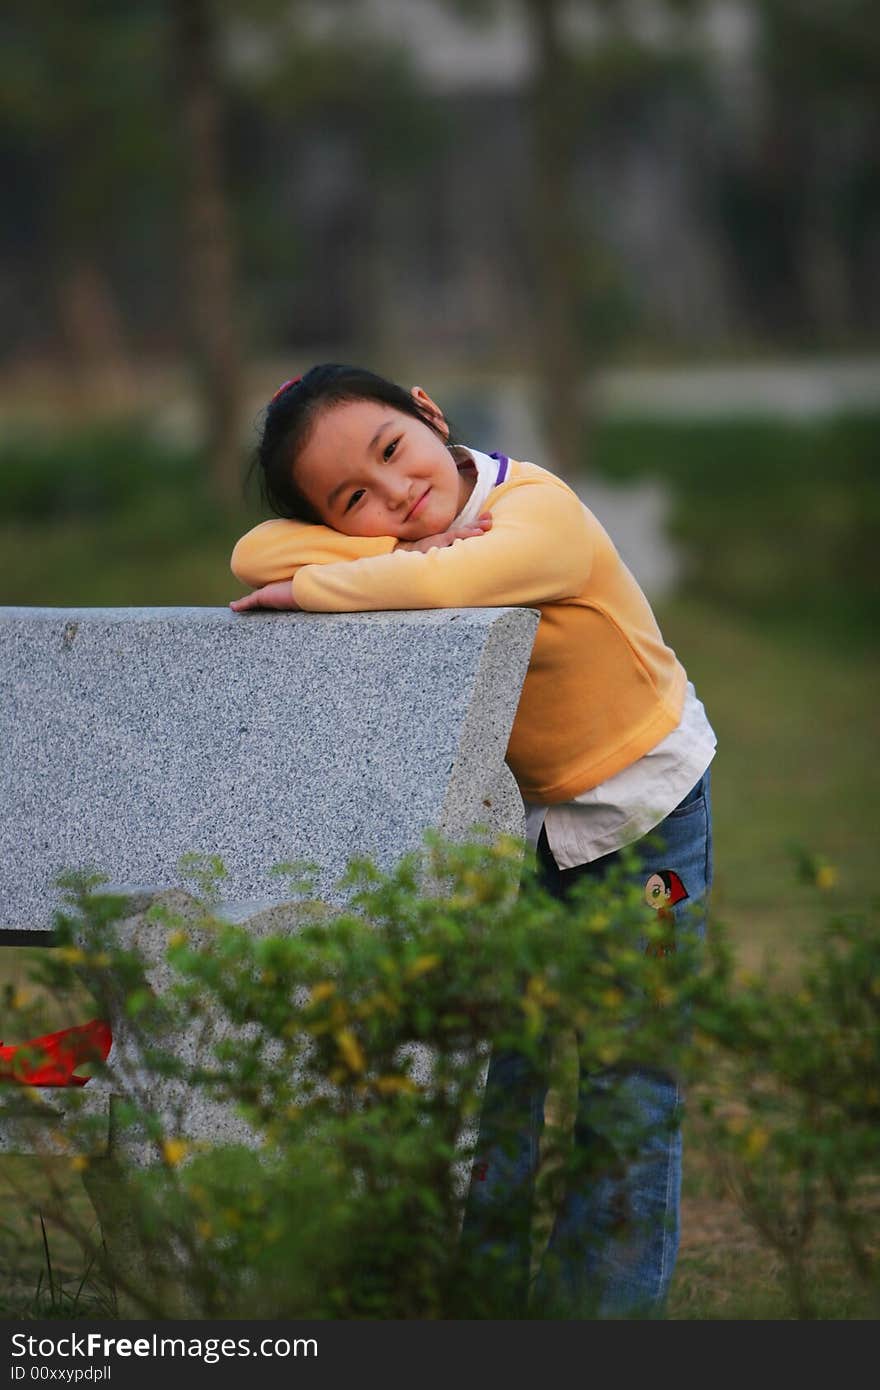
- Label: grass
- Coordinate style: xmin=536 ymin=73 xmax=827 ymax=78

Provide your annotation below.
xmin=587 ymin=412 xmax=880 ymax=653
xmin=1 ymin=411 xmax=877 ymax=1317
xmin=669 ymin=1117 xmax=880 ymax=1320
xmin=656 ymin=595 xmax=878 ymax=973
xmin=0 ymin=1159 xmax=116 ymax=1320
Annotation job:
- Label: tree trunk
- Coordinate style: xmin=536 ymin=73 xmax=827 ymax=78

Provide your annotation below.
xmin=55 ymin=256 xmax=137 ymax=414
xmin=171 ymin=0 xmax=243 ymax=509
xmin=50 ymin=96 xmax=137 ymax=414
xmin=522 ymin=0 xmax=585 ymax=480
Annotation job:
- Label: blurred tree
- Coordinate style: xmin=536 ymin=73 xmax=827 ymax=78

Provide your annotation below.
xmin=167 ymin=0 xmax=446 ymax=499
xmin=169 ymin=0 xmax=243 ymax=508
xmin=0 ymin=0 xmax=248 ymax=503
xmin=521 ymin=0 xmax=582 ymax=478
xmin=758 ymin=0 xmax=880 ymax=338
xmin=445 ymin=0 xmax=704 ymax=478
xmin=225 ymin=1 xmax=447 ymax=363
xmin=714 ymin=0 xmax=880 ymax=345
xmin=0 ymin=1 xmax=170 ymax=409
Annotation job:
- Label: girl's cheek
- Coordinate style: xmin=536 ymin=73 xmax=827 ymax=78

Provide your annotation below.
xmin=357 ymin=506 xmax=389 ymax=537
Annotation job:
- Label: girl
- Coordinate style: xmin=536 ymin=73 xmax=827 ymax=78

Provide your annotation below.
xmin=229 ymin=363 xmax=716 ymax=1318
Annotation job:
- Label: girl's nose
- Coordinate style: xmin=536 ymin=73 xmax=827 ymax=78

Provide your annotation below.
xmin=385 ymin=480 xmax=411 ymax=510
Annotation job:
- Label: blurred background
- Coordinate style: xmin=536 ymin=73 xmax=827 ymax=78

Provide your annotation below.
xmin=1 ymin=0 xmax=878 ymax=966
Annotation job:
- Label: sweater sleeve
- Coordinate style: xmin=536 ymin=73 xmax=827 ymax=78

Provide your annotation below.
xmin=230 ymin=518 xmax=397 ymax=588
xmin=292 ymin=476 xmax=594 ymax=612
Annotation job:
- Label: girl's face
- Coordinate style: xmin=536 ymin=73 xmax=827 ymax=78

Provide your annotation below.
xmin=293 ymin=389 xmax=474 ymax=540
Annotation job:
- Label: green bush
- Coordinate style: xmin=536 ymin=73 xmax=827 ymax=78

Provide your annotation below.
xmin=587 ymin=412 xmax=880 ymax=645
xmin=3 ymin=837 xmax=876 ymax=1319
xmin=0 ymin=421 xmax=207 ymax=522
xmin=3 ymin=838 xmax=698 ymax=1319
xmin=687 ymin=899 xmax=880 ymax=1319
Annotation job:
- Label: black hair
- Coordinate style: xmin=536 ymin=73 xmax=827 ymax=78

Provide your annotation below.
xmin=250 ymin=363 xmax=457 ymax=521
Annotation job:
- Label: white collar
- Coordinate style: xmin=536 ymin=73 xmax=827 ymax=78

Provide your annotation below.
xmin=450 ymin=446 xmax=505 ymax=526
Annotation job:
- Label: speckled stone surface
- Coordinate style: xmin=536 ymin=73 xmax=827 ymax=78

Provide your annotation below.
xmin=1 ymin=606 xmax=538 ymax=934
xmin=0 ymin=1088 xmax=110 ymax=1156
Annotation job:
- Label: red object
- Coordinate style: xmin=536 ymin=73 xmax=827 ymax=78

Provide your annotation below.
xmin=662 ymin=870 xmax=689 ymax=906
xmin=269 ymin=375 xmax=302 ymax=403
xmin=0 ymin=1019 xmax=112 ymax=1087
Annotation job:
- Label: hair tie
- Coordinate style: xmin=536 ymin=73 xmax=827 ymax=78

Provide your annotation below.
xmin=270 ymin=375 xmax=302 ymax=403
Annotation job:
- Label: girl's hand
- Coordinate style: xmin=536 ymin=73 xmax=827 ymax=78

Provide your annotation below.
xmin=397 ymin=513 xmax=493 ymax=554
xmin=229 ymin=581 xmax=301 ymax=612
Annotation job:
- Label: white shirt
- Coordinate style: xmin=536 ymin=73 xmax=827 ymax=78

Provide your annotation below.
xmin=451 ymin=445 xmax=717 ymax=867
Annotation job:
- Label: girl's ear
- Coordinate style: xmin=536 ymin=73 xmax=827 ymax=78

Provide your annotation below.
xmin=410 ymin=386 xmax=450 ymax=440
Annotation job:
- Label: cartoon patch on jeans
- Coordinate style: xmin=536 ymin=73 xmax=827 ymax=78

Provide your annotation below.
xmin=643 ymin=869 xmax=689 ymax=956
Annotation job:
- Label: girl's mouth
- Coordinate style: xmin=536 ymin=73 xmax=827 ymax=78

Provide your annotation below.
xmin=406 ymin=488 xmax=430 ymax=522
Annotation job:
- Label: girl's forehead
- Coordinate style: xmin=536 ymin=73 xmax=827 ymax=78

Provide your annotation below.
xmin=298 ymin=399 xmax=401 ymax=482
xmin=304 ymin=399 xmax=399 ymax=457
xmin=316 ymin=398 xmax=396 ymax=436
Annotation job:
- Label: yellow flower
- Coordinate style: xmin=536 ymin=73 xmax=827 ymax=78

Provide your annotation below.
xmin=526 ymin=975 xmax=559 ymax=1006
xmin=651 ymin=984 xmax=676 ymax=1009
xmin=70 ymin=1155 xmax=89 ymax=1173
xmin=197 ymin=1220 xmax=213 ymax=1240
xmin=162 ymin=1138 xmax=190 ymax=1167
xmin=356 ymin=991 xmax=398 ymax=1018
xmin=406 ymin=954 xmax=441 ymax=979
xmin=335 ymin=1028 xmax=366 ymax=1074
xmin=815 ymin=864 xmax=837 ymax=890
xmin=447 ymin=892 xmax=477 ymax=909
xmin=56 ymin=947 xmax=85 ymax=965
xmin=745 ymin=1126 xmax=770 ymax=1159
xmin=491 ymin=834 xmax=520 ymax=858
xmin=601 ymin=988 xmax=625 ymax=1010
xmin=374 ymin=1075 xmax=418 ymax=1096
xmin=310 ymin=981 xmax=336 ymax=1003
xmin=168 ymin=931 xmax=188 ymax=949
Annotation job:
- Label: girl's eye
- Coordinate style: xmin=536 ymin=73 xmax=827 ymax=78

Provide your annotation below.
xmin=345 ymin=489 xmax=365 ymax=512
xmin=383 ymin=438 xmax=400 ymax=462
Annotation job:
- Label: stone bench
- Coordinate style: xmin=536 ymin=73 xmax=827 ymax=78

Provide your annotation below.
xmin=0 ymin=605 xmax=538 ymax=1305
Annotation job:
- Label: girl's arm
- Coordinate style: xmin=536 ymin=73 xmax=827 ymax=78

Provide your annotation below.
xmin=230 ymin=515 xmax=493 ymax=612
xmin=230 ymin=518 xmax=398 ymax=589
xmin=288 ymin=477 xmax=594 ymax=613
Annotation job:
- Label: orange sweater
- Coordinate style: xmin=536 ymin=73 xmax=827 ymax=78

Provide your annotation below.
xmin=231 ymin=458 xmax=687 ymax=803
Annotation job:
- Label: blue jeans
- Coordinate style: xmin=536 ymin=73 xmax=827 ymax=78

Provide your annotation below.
xmin=460 ymin=769 xmax=713 ymax=1318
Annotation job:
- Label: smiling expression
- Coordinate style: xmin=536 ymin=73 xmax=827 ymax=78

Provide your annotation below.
xmin=292 ymin=390 xmax=475 ymax=540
